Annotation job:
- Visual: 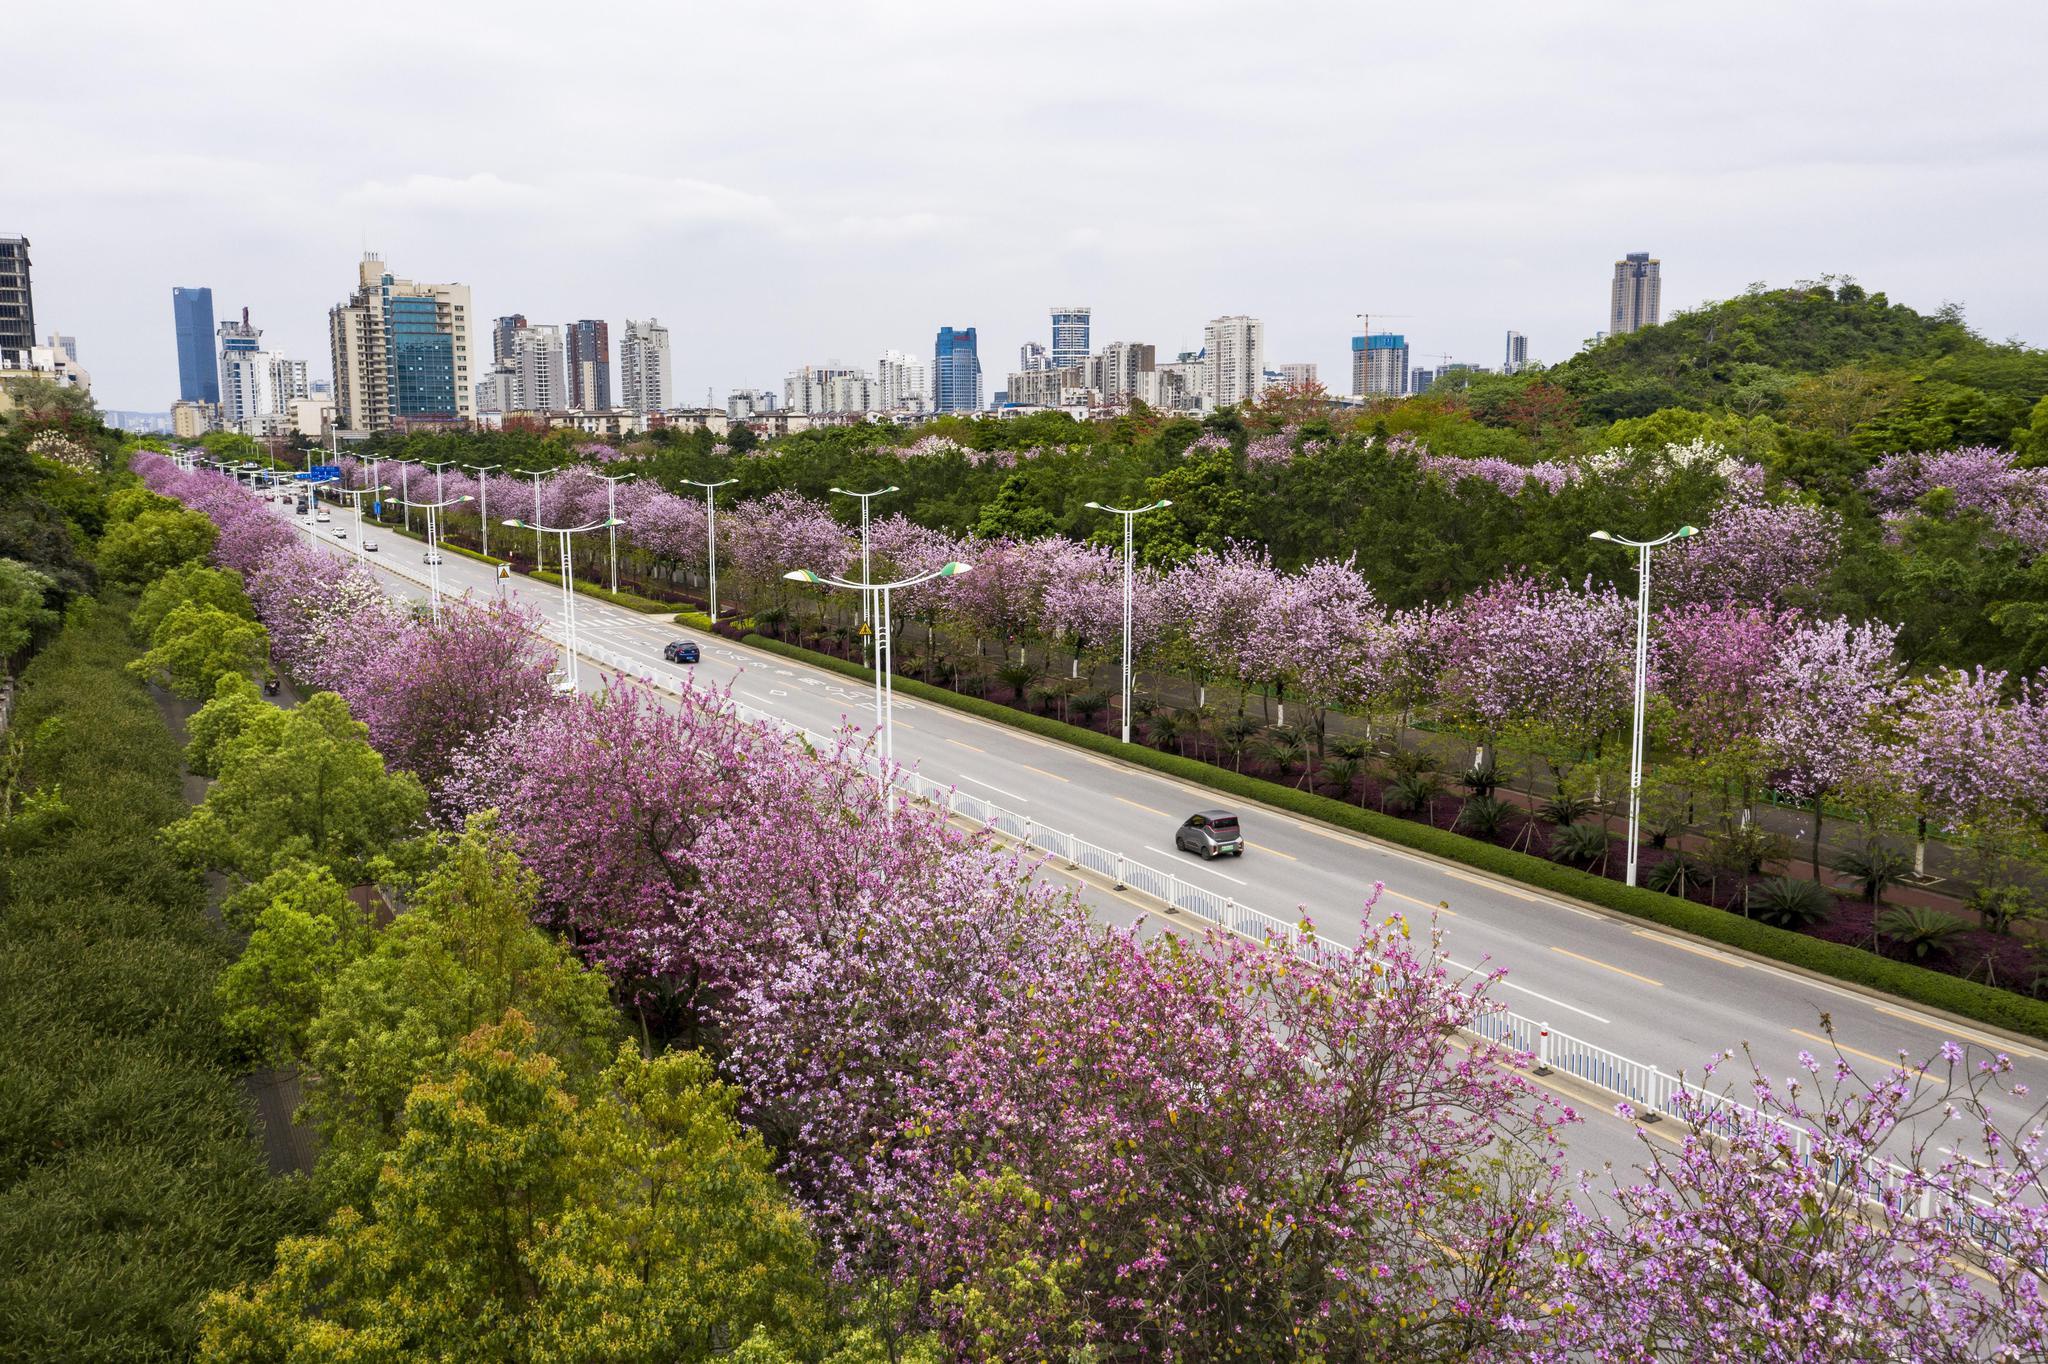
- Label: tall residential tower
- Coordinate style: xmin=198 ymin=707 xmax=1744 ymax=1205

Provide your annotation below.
xmin=934 ymin=326 xmax=982 ymax=413
xmin=618 ymin=318 xmax=672 ymax=415
xmin=1610 ymin=253 xmax=1661 ymax=335
xmin=566 ymin=319 xmax=610 ymax=411
xmin=1203 ymin=315 xmax=1264 ymax=409
xmin=1050 ymin=306 xmax=1091 ymax=369
xmin=0 ymin=237 xmax=32 ymax=367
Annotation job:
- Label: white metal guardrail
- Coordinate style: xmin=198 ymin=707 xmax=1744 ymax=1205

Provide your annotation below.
xmin=279 ymin=493 xmax=2014 ymax=1251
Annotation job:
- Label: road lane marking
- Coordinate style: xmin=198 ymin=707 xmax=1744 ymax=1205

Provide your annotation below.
xmin=1115 ymin=795 xmax=1170 ymax=817
xmin=1872 ymin=1005 xmax=2034 ymax=1059
xmin=1443 ymin=957 xmax=1610 ymax=1024
xmin=1251 ymin=844 xmax=1299 ymax=861
xmin=957 ymin=773 xmax=1028 ymax=803
xmin=1144 ymin=847 xmax=1248 ymax=886
xmin=1384 ymin=886 xmax=1455 ymax=916
xmin=944 ymin=737 xmax=985 ymax=753
xmin=1021 ymin=763 xmax=1070 ymax=782
xmin=1550 ymin=947 xmax=1662 ymax=988
xmin=1788 ymin=1027 xmax=1918 ymax=1071
xmin=1633 ymin=930 xmax=1747 ymax=967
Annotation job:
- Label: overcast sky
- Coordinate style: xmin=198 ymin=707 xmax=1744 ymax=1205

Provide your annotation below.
xmin=11 ymin=1 xmax=2045 ymax=412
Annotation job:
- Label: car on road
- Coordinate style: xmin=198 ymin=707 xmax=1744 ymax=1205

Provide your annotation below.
xmin=423 ymin=550 xmax=442 ymax=565
xmin=294 ymin=499 xmax=309 ymax=515
xmin=332 ymin=527 xmax=347 ymax=539
xmin=1175 ymin=809 xmax=1244 ymax=859
xmin=315 ymin=509 xmax=331 ymax=522
xmin=363 ymin=538 xmax=379 ymax=553
xmin=662 ymin=640 xmax=701 ymax=664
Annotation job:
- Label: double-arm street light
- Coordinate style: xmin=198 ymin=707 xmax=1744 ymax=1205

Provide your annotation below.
xmin=1084 ymin=499 xmax=1173 ymax=744
xmin=679 ymin=477 xmax=738 ymax=622
xmin=1588 ymin=523 xmax=1699 ymax=887
xmin=463 ymin=463 xmax=502 ymax=557
xmin=511 ymin=468 xmax=557 ymax=571
xmin=784 ymin=560 xmax=971 ymax=778
xmin=830 ymin=484 xmax=899 ymax=666
xmin=333 ymin=484 xmax=390 ymax=565
xmin=594 ymin=471 xmax=636 ymax=593
xmin=504 ymin=515 xmax=622 ymax=693
xmin=395 ymin=493 xmax=476 ymax=624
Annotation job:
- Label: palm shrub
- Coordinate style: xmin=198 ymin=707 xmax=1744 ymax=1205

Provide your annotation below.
xmin=1071 ymin=691 xmax=1109 ymax=727
xmin=996 ymin=662 xmax=1036 ymax=700
xmin=1749 ymin=876 xmax=1835 ymax=930
xmin=1876 ymin=906 xmax=1969 ymax=962
xmin=1645 ymin=853 xmax=1704 ymax=898
xmin=1460 ymin=755 xmax=1504 ymax=797
xmin=1455 ymin=795 xmax=1513 ymax=840
xmin=1256 ymin=725 xmax=1311 ymax=787
xmin=1385 ymin=769 xmax=1446 ymax=820
xmin=1539 ymin=791 xmax=1597 ymax=827
xmin=1833 ymin=841 xmax=1913 ymax=905
xmin=1548 ymin=821 xmax=1609 ymax=869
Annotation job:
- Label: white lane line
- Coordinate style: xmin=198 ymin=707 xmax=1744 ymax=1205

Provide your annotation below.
xmin=957 ymin=773 xmax=1029 ymax=803
xmin=1144 ymin=847 xmax=1249 ymax=886
xmin=1443 ymin=958 xmax=1611 ymax=1025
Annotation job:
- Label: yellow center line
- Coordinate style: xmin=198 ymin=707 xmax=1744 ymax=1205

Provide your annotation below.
xmin=1021 ymin=763 xmax=1070 ymax=782
xmin=1633 ymin=929 xmax=1748 ymax=967
xmin=944 ymin=737 xmax=983 ymax=752
xmin=893 ymin=721 xmax=915 ymax=730
xmin=1251 ymin=844 xmax=1298 ymax=861
xmin=1871 ymin=1005 xmax=2036 ymax=1060
xmin=1550 ymin=946 xmax=1662 ymax=988
xmin=1788 ymin=1027 xmax=1919 ymax=1072
xmin=1115 ymin=795 xmax=1170 ymax=818
xmin=1384 ymin=886 xmax=1454 ymax=916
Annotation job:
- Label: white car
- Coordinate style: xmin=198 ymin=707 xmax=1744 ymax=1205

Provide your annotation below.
xmin=423 ymin=550 xmax=443 ymax=565
xmin=332 ymin=527 xmax=347 ymax=539
xmin=315 ymin=511 xmax=331 ymax=523
xmin=363 ymin=539 xmax=379 ymax=553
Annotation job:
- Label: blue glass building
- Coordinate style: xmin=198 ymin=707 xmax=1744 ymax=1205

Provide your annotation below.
xmin=934 ymin=326 xmax=982 ymax=413
xmin=1050 ymin=305 xmax=1090 ymax=370
xmin=387 ymin=292 xmax=457 ymax=418
xmin=172 ymin=286 xmax=218 ymax=403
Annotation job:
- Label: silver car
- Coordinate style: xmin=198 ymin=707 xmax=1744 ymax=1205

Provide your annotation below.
xmin=1175 ymin=809 xmax=1244 ymax=859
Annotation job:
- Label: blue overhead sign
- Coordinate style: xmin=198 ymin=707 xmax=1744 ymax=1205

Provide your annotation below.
xmin=298 ymin=465 xmax=342 ymax=482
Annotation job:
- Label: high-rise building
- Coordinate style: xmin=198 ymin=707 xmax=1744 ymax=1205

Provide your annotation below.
xmin=1351 ymin=332 xmax=1409 ymax=397
xmin=1050 ymin=306 xmax=1090 ymax=369
xmin=1202 ymin=315 xmax=1264 ymax=409
xmin=217 ymin=308 xmax=264 ymax=426
xmin=1610 ymin=253 xmax=1661 ymax=335
xmin=508 ymin=324 xmax=566 ymax=411
xmin=1408 ymin=367 xmax=1436 ymax=396
xmin=171 ymin=287 xmax=219 ymax=403
xmin=492 ymin=314 xmax=527 ymax=367
xmin=0 ymin=237 xmax=32 ymax=366
xmin=566 ymin=319 xmax=610 ymax=411
xmin=1096 ymin=341 xmax=1156 ymax=400
xmin=934 ymin=326 xmax=982 ymax=413
xmin=1277 ymin=361 xmax=1318 ymax=389
xmin=877 ymin=349 xmax=932 ymax=412
xmin=619 ymin=318 xmax=672 ymax=415
xmin=1019 ymin=341 xmax=1049 ymax=373
xmin=1504 ymin=330 xmax=1529 ymax=374
xmin=327 ymin=253 xmax=475 ymax=432
xmin=475 ymin=365 xmax=516 ymax=414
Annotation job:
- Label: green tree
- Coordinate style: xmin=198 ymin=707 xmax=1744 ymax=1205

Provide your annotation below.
xmin=973 ymin=471 xmax=1058 ymax=539
xmin=201 ymin=1013 xmax=832 ymax=1364
xmin=184 ymin=671 xmax=273 ymax=778
xmin=129 ymin=601 xmax=270 ymax=698
xmin=130 ymin=562 xmax=253 ymax=640
xmin=165 ymin=689 xmax=426 ymax=891
xmin=0 ymin=557 xmax=60 ymax=669
xmin=295 ymin=819 xmax=620 ymax=1203
xmin=215 ymin=862 xmax=374 ymax=1063
xmin=97 ymin=505 xmax=219 ymax=588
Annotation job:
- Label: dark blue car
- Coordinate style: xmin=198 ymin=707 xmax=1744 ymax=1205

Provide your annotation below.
xmin=663 ymin=640 xmax=700 ymax=664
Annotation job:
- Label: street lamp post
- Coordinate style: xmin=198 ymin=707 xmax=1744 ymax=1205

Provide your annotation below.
xmin=680 ymin=477 xmax=738 ymax=622
xmin=398 ymin=463 xmax=415 ymax=531
xmin=513 ymin=468 xmax=554 ymax=571
xmin=395 ymin=494 xmax=477 ymax=624
xmin=1588 ymin=524 xmax=1699 ymax=887
xmin=594 ymin=471 xmax=636 ymax=594
xmin=462 ymin=464 xmax=502 ymax=557
xmin=1084 ymin=499 xmax=1173 ymax=744
xmin=335 ymin=484 xmax=390 ymax=565
xmin=785 ymin=561 xmax=971 ymax=780
xmin=830 ymin=484 xmax=899 ymax=667
xmin=421 ymin=459 xmax=455 ymax=503
xmin=504 ymin=516 xmax=622 ymax=693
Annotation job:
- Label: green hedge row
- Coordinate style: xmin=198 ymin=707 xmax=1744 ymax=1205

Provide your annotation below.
xmin=741 ymin=633 xmax=2048 ymax=1042
xmin=0 ymin=597 xmax=311 ymax=1354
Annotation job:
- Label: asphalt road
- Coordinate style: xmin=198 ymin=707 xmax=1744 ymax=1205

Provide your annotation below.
xmin=273 ymin=492 xmax=2043 ymax=1176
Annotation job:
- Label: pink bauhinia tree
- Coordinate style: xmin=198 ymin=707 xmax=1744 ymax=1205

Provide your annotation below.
xmin=1760 ymin=615 xmax=1903 ymax=875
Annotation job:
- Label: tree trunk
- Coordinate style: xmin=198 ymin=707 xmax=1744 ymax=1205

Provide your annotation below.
xmin=1810 ymin=795 xmax=1825 ymax=878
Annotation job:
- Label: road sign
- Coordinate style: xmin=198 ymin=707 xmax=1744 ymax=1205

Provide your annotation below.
xmin=298 ymin=465 xmax=342 ymax=482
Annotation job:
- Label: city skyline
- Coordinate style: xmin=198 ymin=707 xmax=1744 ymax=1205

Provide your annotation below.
xmin=6 ymin=3 xmax=2046 ymax=411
